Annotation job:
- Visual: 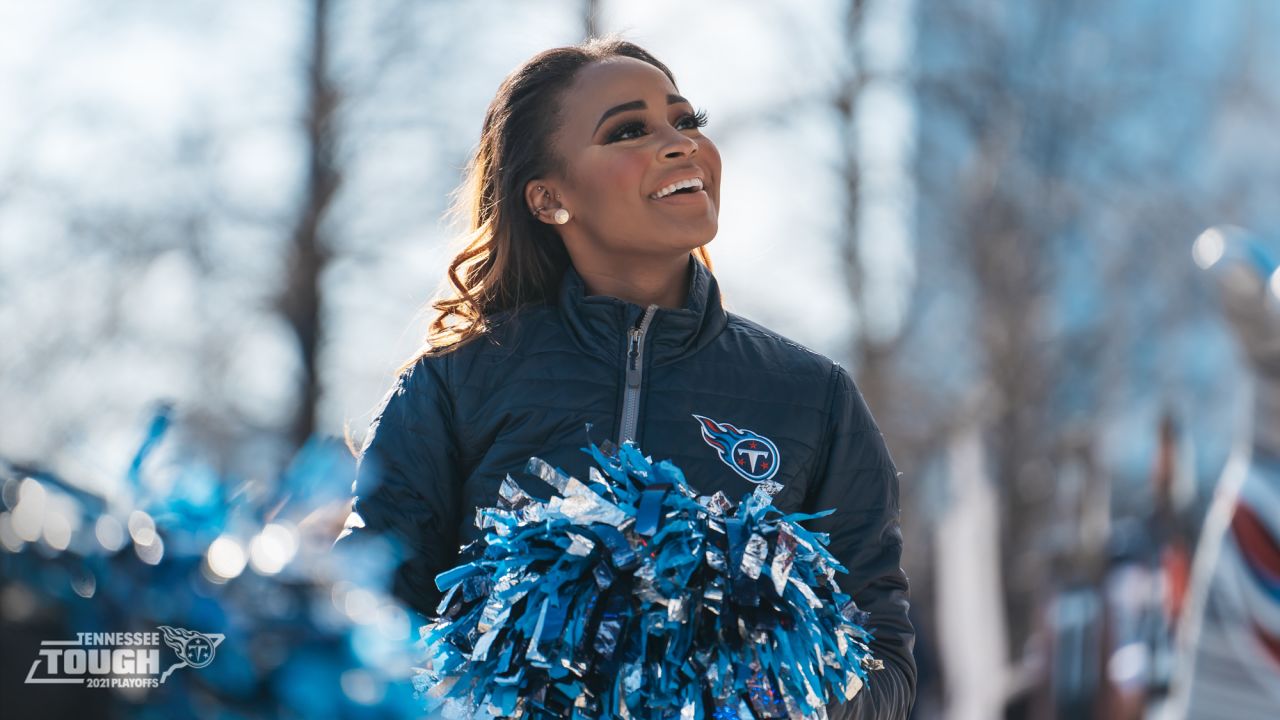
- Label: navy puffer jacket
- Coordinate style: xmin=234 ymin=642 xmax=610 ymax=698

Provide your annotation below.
xmin=338 ymin=253 xmax=916 ymax=718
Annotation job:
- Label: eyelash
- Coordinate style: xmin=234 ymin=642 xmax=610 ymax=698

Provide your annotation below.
xmin=607 ymin=108 xmax=710 ymax=143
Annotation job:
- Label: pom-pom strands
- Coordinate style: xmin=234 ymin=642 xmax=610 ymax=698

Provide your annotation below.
xmin=414 ymin=440 xmax=882 ymax=719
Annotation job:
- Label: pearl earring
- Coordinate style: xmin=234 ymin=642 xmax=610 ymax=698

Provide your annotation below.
xmin=553 ymin=208 xmax=570 ymax=224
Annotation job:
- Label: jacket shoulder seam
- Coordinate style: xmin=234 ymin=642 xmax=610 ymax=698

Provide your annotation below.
xmin=722 ymin=313 xmax=835 ymax=372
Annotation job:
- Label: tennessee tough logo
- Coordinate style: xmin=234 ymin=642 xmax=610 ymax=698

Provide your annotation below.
xmin=692 ymin=414 xmax=781 ymax=483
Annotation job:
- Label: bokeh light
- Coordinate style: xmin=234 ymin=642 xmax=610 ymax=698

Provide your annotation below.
xmin=127 ymin=509 xmax=156 ymax=546
xmin=95 ymin=514 xmax=126 ymax=552
xmin=248 ymin=521 xmax=298 ymax=575
xmin=10 ymin=478 xmax=46 ymax=543
xmin=206 ymin=534 xmax=247 ymax=580
xmin=1192 ymin=226 xmax=1227 ymax=269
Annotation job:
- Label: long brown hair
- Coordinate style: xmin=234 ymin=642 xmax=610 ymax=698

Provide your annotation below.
xmin=397 ymin=34 xmax=715 ymax=376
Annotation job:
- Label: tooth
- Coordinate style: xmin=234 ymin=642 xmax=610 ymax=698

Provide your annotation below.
xmin=650 ymin=178 xmax=701 ymax=199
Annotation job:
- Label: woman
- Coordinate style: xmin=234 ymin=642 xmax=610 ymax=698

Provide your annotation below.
xmin=336 ymin=35 xmax=916 ymax=719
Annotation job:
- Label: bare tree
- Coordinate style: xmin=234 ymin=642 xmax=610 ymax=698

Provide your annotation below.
xmin=279 ymin=0 xmax=341 ymax=450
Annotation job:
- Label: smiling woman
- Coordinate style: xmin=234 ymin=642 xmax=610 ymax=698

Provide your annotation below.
xmin=523 ymin=53 xmax=722 ymax=309
xmin=335 ymin=33 xmax=916 ymax=720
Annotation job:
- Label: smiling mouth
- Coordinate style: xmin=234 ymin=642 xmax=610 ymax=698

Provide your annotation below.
xmin=650 ymin=188 xmax=707 ymax=200
xmin=648 ymin=181 xmax=711 ymax=204
xmin=649 ymin=176 xmax=706 ymax=200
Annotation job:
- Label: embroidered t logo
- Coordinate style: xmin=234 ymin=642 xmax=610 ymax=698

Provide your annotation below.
xmin=692 ymin=414 xmax=781 ymax=483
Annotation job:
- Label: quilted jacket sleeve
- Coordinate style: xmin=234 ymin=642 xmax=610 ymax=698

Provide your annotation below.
xmin=333 ymin=355 xmax=463 ymax=620
xmin=806 ymin=364 xmax=917 ymax=720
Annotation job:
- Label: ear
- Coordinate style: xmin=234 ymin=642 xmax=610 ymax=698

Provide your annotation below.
xmin=524 ymin=180 xmax=562 ymax=224
xmin=524 ymin=180 xmax=546 ymax=217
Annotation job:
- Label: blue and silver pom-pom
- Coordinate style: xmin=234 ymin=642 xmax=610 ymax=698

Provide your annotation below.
xmin=413 ymin=440 xmax=882 ymax=719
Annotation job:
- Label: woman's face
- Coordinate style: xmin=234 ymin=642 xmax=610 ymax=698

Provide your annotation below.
xmin=532 ymin=57 xmax=722 ymax=263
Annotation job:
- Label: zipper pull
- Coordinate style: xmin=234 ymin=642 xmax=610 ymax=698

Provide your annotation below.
xmin=626 ymin=328 xmax=642 ymax=388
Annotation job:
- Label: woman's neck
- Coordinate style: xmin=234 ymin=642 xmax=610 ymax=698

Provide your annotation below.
xmin=576 ymin=253 xmax=691 ymax=310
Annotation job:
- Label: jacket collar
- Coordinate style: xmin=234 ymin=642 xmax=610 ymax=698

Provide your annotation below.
xmin=557 ymin=253 xmax=728 ymax=366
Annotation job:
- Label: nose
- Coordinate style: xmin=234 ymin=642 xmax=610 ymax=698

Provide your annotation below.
xmin=657 ymin=124 xmax=698 ymax=158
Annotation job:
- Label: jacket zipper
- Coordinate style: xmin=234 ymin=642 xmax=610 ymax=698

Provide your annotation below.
xmin=619 ymin=303 xmax=659 ymax=446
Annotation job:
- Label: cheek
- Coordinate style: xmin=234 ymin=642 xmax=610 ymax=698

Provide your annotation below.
xmin=582 ymin=153 xmax=650 ymax=201
xmin=699 ymin=141 xmax=723 ymax=205
xmin=702 ymin=139 xmax=723 ymax=178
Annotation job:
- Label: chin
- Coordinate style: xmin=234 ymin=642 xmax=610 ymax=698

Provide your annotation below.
xmin=667 ymin=221 xmax=716 ymax=248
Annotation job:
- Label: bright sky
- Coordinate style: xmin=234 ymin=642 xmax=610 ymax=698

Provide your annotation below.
xmin=0 ymin=1 xmax=917 ymax=472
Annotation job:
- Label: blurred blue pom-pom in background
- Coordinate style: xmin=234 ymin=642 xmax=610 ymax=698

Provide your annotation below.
xmin=0 ymin=402 xmax=426 ymax=719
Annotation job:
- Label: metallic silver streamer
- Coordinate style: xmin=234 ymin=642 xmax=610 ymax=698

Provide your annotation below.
xmin=566 ymin=531 xmax=596 ymax=557
xmin=470 ymin=625 xmax=501 ymax=662
xmin=545 ymin=493 xmax=627 ymax=526
xmin=699 ymin=491 xmax=733 ymax=516
xmin=667 ymin=596 xmax=687 ymax=622
xmin=476 ymin=572 xmax=519 ymax=632
xmin=771 ymin=524 xmax=798 ymax=595
xmin=622 ymin=662 xmax=643 ymax=695
xmin=525 ymin=459 xmax=628 ymax=526
xmin=587 ymin=466 xmax=620 ymax=502
xmin=789 ymin=575 xmax=824 ymax=609
xmin=634 ymin=560 xmax=664 ymax=603
xmin=674 ymin=478 xmax=699 ymax=499
xmin=800 ymin=670 xmax=823 ymax=711
xmin=741 ymin=532 xmax=768 ymax=579
xmin=746 ymin=479 xmax=784 ymax=514
xmin=779 ymin=681 xmax=804 ymax=719
xmin=526 ymin=457 xmax=573 ymax=493
xmin=498 ymin=475 xmax=536 ymax=509
xmin=475 ymin=506 xmax=517 ymax=530
xmin=842 ymin=673 xmax=864 ymax=701
xmin=705 ymin=546 xmax=727 ymax=573
xmin=757 ymin=479 xmax=784 ymax=496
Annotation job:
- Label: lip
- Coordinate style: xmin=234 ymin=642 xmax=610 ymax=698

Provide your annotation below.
xmin=648 ymin=171 xmax=705 ymax=200
xmin=648 ymin=188 xmax=710 ymax=205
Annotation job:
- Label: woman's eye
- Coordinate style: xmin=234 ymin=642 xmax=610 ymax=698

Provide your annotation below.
xmin=682 ymin=107 xmax=710 ymax=130
xmin=608 ymin=121 xmax=647 ymax=142
xmin=606 ymin=108 xmax=710 ymax=143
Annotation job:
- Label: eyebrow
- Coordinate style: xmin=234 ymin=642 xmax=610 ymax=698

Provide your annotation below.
xmin=594 ymin=94 xmax=690 ymax=134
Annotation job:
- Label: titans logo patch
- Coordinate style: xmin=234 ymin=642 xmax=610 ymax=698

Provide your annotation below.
xmin=692 ymin=414 xmax=781 ymax=483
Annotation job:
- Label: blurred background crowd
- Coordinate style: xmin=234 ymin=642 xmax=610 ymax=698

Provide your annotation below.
xmin=2 ymin=1 xmax=1279 ymax=718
